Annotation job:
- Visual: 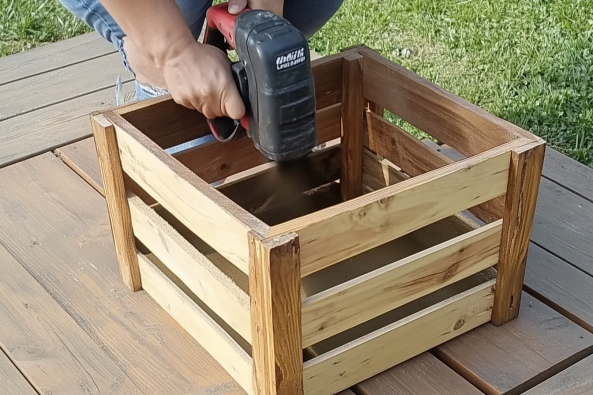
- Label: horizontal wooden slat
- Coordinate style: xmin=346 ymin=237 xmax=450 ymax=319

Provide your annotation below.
xmin=175 ymin=103 xmax=342 ymax=184
xmin=364 ymin=110 xmax=505 ymax=223
xmin=104 ymin=111 xmax=268 ymax=274
xmin=128 ymin=194 xmax=251 ymax=342
xmin=360 ymin=48 xmax=534 ymax=157
xmin=269 ymin=140 xmax=525 ymax=276
xmin=137 ymin=253 xmax=254 ymax=395
xmin=301 ymin=220 xmax=502 ymax=347
xmin=302 ymin=280 xmax=495 ymax=395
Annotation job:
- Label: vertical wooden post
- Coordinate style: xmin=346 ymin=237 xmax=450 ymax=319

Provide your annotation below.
xmin=91 ymin=112 xmax=142 ymax=292
xmin=249 ymin=231 xmax=303 ymax=395
xmin=340 ymin=52 xmax=365 ymax=201
xmin=492 ymin=141 xmax=545 ymax=325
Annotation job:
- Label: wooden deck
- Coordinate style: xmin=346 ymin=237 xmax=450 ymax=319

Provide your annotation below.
xmin=1 ymin=32 xmax=593 ymax=394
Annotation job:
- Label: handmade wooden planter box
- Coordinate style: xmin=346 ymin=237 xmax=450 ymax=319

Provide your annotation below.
xmin=90 ymin=45 xmax=546 ymax=395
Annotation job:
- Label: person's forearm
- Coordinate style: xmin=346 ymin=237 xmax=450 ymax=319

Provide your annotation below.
xmin=247 ymin=0 xmax=284 ymax=16
xmin=98 ymin=0 xmax=196 ymax=69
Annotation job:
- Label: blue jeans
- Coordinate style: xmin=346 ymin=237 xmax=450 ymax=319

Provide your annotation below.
xmin=58 ymin=0 xmax=343 ymax=101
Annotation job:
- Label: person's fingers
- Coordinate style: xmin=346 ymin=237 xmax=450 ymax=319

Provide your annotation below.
xmin=222 ymin=87 xmax=246 ymax=120
xmin=228 ymin=0 xmax=247 ymax=14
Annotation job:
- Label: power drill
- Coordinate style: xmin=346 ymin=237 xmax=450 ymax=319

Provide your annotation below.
xmin=204 ymin=3 xmax=317 ymax=162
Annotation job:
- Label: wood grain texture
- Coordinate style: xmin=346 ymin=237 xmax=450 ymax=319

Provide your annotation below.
xmin=493 ymin=141 xmax=545 ymax=325
xmin=530 ymin=177 xmax=593 ymax=276
xmin=542 ymin=147 xmax=593 ymax=203
xmin=524 ymin=243 xmax=593 ymax=333
xmin=340 ymin=53 xmax=364 ymax=200
xmin=523 ymin=354 xmax=593 ymax=395
xmin=249 ymin=233 xmax=303 ymax=395
xmin=55 ymin=138 xmax=105 ymax=195
xmin=0 ymin=245 xmax=141 ymax=394
xmin=354 ymin=352 xmax=483 ymax=395
xmin=433 ymin=293 xmax=593 ymax=395
xmin=0 ymin=81 xmax=133 ymax=168
xmin=0 ymin=52 xmax=132 ymax=121
xmin=0 ymin=33 xmax=115 ymax=86
xmin=361 ymin=148 xmax=408 ymax=191
xmin=0 ymin=350 xmax=36 ymax=395
xmin=92 ymin=113 xmax=142 ymax=291
xmin=270 ymin=143 xmax=516 ymax=275
xmin=364 ymin=111 xmax=505 ymax=223
xmin=360 ymin=48 xmax=530 ymax=157
xmin=303 ymin=280 xmax=495 ymax=395
xmin=301 ymin=220 xmax=502 ymax=347
xmin=0 ymin=153 xmax=249 ymax=394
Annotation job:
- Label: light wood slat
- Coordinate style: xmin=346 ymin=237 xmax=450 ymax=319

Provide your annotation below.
xmin=0 ymin=81 xmax=134 ymax=168
xmin=361 ymin=148 xmax=408 ymax=191
xmin=0 ymin=245 xmax=141 ymax=394
xmin=0 ymin=52 xmax=132 ymax=121
xmin=269 ymin=140 xmax=527 ymax=276
xmin=360 ymin=48 xmax=533 ymax=157
xmin=301 ymin=220 xmax=502 ymax=347
xmin=0 ymin=33 xmax=115 ymax=86
xmin=302 ymin=280 xmax=495 ymax=395
xmin=0 ymin=350 xmax=36 ymax=395
xmin=107 ymin=111 xmax=268 ymax=274
xmin=137 ymin=253 xmax=254 ymax=395
xmin=128 ymin=194 xmax=251 ymax=342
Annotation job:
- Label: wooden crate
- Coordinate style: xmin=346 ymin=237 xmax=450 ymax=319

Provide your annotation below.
xmin=90 ymin=45 xmax=546 ymax=395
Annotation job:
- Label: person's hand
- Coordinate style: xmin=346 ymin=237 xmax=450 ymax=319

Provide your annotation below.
xmin=227 ymin=0 xmax=284 ymax=17
xmin=160 ymin=41 xmax=246 ymax=120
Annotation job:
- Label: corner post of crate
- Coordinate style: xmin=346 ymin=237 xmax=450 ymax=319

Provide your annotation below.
xmin=492 ymin=139 xmax=546 ymax=325
xmin=248 ymin=231 xmax=303 ymax=395
xmin=340 ymin=51 xmax=365 ymax=201
xmin=90 ymin=111 xmax=142 ymax=292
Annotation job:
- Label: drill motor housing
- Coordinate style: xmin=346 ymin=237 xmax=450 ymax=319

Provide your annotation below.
xmin=206 ymin=5 xmax=318 ymax=162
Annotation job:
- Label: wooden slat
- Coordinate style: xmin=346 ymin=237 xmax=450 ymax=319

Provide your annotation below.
xmin=493 ymin=141 xmax=545 ymax=325
xmin=354 ymin=352 xmax=483 ymax=395
xmin=0 ymin=244 xmax=141 ymax=394
xmin=361 ymin=148 xmax=408 ymax=191
xmin=55 ymin=138 xmax=105 ymax=195
xmin=340 ymin=53 xmax=364 ymax=200
xmin=0 ymin=33 xmax=115 ymax=86
xmin=301 ymin=220 xmax=502 ymax=347
xmin=249 ymin=233 xmax=303 ymax=395
xmin=0 ymin=153 xmax=250 ymax=394
xmin=523 ymin=354 xmax=593 ymax=395
xmin=360 ymin=47 xmax=532 ymax=157
xmin=524 ymin=243 xmax=593 ymax=333
xmin=137 ymin=253 xmax=253 ymax=394
xmin=433 ymin=293 xmax=593 ymax=395
xmin=364 ymin=111 xmax=505 ymax=223
xmin=530 ymin=177 xmax=593 ymax=276
xmin=270 ymin=141 xmax=520 ymax=276
xmin=542 ymin=147 xmax=593 ymax=203
xmin=0 ymin=350 xmax=36 ymax=395
xmin=128 ymin=194 xmax=251 ymax=342
xmin=0 ymin=81 xmax=133 ymax=168
xmin=106 ymin=111 xmax=268 ymax=274
xmin=303 ymin=280 xmax=495 ymax=395
xmin=0 ymin=52 xmax=132 ymax=121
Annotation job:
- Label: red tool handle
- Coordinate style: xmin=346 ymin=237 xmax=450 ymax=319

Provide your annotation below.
xmin=205 ymin=3 xmax=248 ymax=49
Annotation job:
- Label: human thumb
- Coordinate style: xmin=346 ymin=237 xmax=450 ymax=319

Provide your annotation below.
xmin=228 ymin=0 xmax=247 ymax=14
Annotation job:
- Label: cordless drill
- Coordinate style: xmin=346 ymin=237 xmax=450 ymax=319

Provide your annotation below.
xmin=204 ymin=3 xmax=317 ymax=162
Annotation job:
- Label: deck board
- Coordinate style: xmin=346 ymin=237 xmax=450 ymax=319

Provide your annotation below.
xmin=0 ymin=153 xmax=248 ymax=394
xmin=0 ymin=350 xmax=36 ymax=395
xmin=0 ymin=33 xmax=115 ymax=86
xmin=542 ymin=148 xmax=593 ymax=203
xmin=0 ymin=244 xmax=141 ymax=394
xmin=523 ymin=354 xmax=593 ymax=395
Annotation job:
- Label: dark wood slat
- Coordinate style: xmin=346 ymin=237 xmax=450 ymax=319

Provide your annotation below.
xmin=542 ymin=148 xmax=593 ymax=203
xmin=433 ymin=293 xmax=593 ymax=395
xmin=0 ymin=153 xmax=248 ymax=394
xmin=354 ymin=352 xmax=483 ymax=395
xmin=530 ymin=177 xmax=593 ymax=276
xmin=524 ymin=243 xmax=593 ymax=333
xmin=0 ymin=52 xmax=132 ymax=121
xmin=523 ymin=354 xmax=593 ymax=395
xmin=0 ymin=81 xmax=134 ymax=168
xmin=0 ymin=244 xmax=141 ymax=394
xmin=0 ymin=349 xmax=37 ymax=395
xmin=0 ymin=33 xmax=115 ymax=86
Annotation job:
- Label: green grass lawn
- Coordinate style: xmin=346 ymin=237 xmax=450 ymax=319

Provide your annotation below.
xmin=2 ymin=0 xmax=592 ymax=167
